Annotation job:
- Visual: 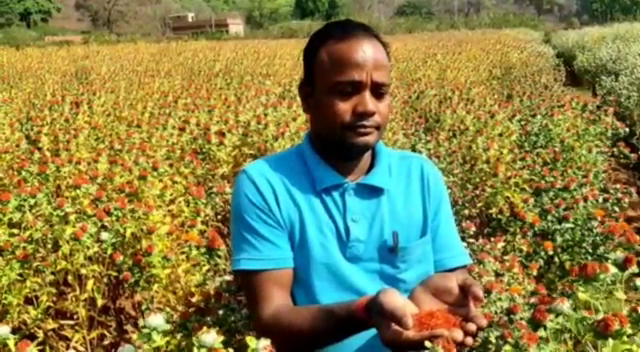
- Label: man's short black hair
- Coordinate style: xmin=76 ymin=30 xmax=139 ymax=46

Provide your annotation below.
xmin=300 ymin=18 xmax=390 ymax=89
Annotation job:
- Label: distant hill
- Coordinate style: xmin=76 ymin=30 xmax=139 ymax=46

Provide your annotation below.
xmin=50 ymin=0 xmax=93 ymax=32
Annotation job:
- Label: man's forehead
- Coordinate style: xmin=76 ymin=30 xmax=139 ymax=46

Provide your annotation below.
xmin=316 ymin=37 xmax=389 ymax=67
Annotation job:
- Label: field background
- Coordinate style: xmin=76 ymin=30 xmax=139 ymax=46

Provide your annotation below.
xmin=3 ymin=1 xmax=640 ymax=351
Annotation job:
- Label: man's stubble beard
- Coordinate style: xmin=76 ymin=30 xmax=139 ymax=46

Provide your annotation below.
xmin=316 ymin=131 xmax=382 ymax=163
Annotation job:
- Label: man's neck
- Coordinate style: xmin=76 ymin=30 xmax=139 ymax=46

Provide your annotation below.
xmin=330 ymin=151 xmax=373 ymax=182
xmin=309 ymin=136 xmax=374 ymax=182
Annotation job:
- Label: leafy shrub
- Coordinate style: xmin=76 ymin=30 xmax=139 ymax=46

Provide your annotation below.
xmin=550 ymin=22 xmax=640 ymax=140
xmin=0 ymin=27 xmax=41 ymax=48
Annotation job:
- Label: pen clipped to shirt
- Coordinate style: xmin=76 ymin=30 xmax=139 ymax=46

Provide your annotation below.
xmin=390 ymin=230 xmax=399 ymax=255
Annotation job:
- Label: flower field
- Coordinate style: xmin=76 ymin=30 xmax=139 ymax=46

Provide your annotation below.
xmin=1 ymin=28 xmax=640 ymax=351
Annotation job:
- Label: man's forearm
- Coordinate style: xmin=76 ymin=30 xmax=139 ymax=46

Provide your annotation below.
xmin=255 ymin=298 xmax=373 ymax=352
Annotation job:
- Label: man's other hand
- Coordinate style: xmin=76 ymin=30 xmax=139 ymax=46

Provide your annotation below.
xmin=368 ymin=288 xmax=463 ymax=351
xmin=409 ymin=271 xmax=488 ymax=347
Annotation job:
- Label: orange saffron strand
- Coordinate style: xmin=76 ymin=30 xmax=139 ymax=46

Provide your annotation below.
xmin=412 ymin=309 xmax=462 ymax=352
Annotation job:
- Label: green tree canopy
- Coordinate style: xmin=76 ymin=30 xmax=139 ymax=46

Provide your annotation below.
xmin=293 ymin=0 xmax=345 ymax=20
xmin=0 ymin=0 xmax=61 ymax=28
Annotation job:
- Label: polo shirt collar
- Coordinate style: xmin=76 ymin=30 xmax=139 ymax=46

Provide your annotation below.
xmin=300 ymin=132 xmax=391 ymax=192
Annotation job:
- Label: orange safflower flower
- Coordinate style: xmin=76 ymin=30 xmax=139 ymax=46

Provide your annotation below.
xmin=596 ymin=315 xmax=618 ymax=336
xmin=613 ymin=312 xmax=630 ymax=327
xmin=580 ymin=262 xmax=600 ymax=279
xmin=522 ymin=331 xmax=539 ymax=347
xmin=509 ymin=285 xmax=523 ymax=295
xmin=531 ymin=305 xmax=550 ymax=324
xmin=623 ymin=254 xmax=637 ymax=270
xmin=531 ymin=215 xmax=541 ymax=226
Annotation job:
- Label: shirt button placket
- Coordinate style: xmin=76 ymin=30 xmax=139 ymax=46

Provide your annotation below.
xmin=345 ymin=185 xmax=363 ymax=258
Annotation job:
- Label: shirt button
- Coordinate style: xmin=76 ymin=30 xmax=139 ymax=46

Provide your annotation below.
xmin=351 ymin=215 xmax=359 ymax=223
xmin=347 ymin=189 xmax=354 ymax=196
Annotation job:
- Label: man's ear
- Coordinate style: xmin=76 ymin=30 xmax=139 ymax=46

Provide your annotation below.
xmin=298 ymin=81 xmax=312 ymax=115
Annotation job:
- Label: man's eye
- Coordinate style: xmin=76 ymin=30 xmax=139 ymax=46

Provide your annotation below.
xmin=373 ymin=87 xmax=389 ymax=99
xmin=336 ymin=87 xmax=357 ymax=97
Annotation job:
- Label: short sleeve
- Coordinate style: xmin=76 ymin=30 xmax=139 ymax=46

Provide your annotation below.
xmin=427 ymin=166 xmax=473 ymax=272
xmin=230 ymin=168 xmax=294 ymax=271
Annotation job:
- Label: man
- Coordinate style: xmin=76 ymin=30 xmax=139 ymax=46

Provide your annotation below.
xmin=230 ymin=19 xmax=487 ymax=352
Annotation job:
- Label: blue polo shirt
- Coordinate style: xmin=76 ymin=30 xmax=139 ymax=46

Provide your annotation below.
xmin=230 ymin=133 xmax=473 ymax=352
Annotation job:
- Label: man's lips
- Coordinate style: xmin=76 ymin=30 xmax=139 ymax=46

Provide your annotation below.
xmin=346 ymin=123 xmax=379 ymax=135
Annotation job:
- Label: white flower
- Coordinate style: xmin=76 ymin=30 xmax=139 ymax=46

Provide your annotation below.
xmin=99 ymin=231 xmax=110 ymax=241
xmin=144 ymin=312 xmax=169 ymax=331
xmin=257 ymin=337 xmax=272 ymax=351
xmin=197 ymin=328 xmax=221 ymax=347
xmin=117 ymin=344 xmax=136 ymax=352
xmin=550 ymin=297 xmax=571 ymax=314
xmin=0 ymin=324 xmax=12 ymax=339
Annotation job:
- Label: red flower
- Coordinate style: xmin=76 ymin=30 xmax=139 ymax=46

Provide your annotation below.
xmin=613 ymin=312 xmax=630 ymax=328
xmin=509 ymin=304 xmax=522 ymax=315
xmin=537 ymin=295 xmax=553 ymax=305
xmin=133 ymin=254 xmax=144 ymax=265
xmin=597 ymin=315 xmax=618 ymax=336
xmin=16 ymin=339 xmax=32 ymax=352
xmin=112 ymin=252 xmax=123 ymax=263
xmin=17 ymin=250 xmax=29 ymax=261
xmin=522 ymin=331 xmax=539 ymax=347
xmin=208 ymin=229 xmax=225 ymax=249
xmin=116 ymin=196 xmax=127 ymax=209
xmin=95 ymin=189 xmax=106 ymax=199
xmin=190 ymin=185 xmax=206 ymax=200
xmin=0 ymin=192 xmax=11 ymax=202
xmin=96 ymin=209 xmax=107 ymax=221
xmin=483 ymin=312 xmax=495 ymax=324
xmin=122 ymin=271 xmax=132 ymax=282
xmin=580 ymin=262 xmax=600 ymax=279
xmin=531 ymin=305 xmax=550 ymax=324
xmin=56 ymin=198 xmax=67 ymax=208
xmin=623 ymin=254 xmax=637 ymax=270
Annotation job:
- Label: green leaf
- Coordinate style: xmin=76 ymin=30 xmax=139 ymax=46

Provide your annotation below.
xmin=613 ymin=291 xmax=626 ymax=300
xmin=577 ymin=291 xmax=590 ymax=302
xmin=245 ymin=336 xmax=257 ymax=347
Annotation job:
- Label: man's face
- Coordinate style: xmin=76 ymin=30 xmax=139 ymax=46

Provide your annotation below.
xmin=300 ymin=37 xmax=391 ymax=162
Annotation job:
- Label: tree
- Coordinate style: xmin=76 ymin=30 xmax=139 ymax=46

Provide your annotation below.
xmin=580 ymin=0 xmax=640 ymax=22
xmin=325 ymin=0 xmax=346 ymax=19
xmin=0 ymin=0 xmax=61 ymax=28
xmin=237 ymin=0 xmax=293 ymax=28
xmin=75 ymin=0 xmax=132 ymax=33
xmin=0 ymin=0 xmax=19 ymax=28
xmin=292 ymin=0 xmax=345 ymax=20
xmin=293 ymin=0 xmax=326 ymax=19
xmin=395 ymin=0 xmax=434 ymax=17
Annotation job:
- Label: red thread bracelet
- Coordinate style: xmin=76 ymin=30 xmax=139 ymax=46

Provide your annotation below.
xmin=354 ymin=295 xmax=374 ymax=324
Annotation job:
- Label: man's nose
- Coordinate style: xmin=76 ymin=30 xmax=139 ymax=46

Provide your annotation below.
xmin=354 ymin=91 xmax=376 ymax=116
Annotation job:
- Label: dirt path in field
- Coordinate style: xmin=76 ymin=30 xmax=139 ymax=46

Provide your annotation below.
xmin=610 ymin=162 xmax=640 ymax=229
